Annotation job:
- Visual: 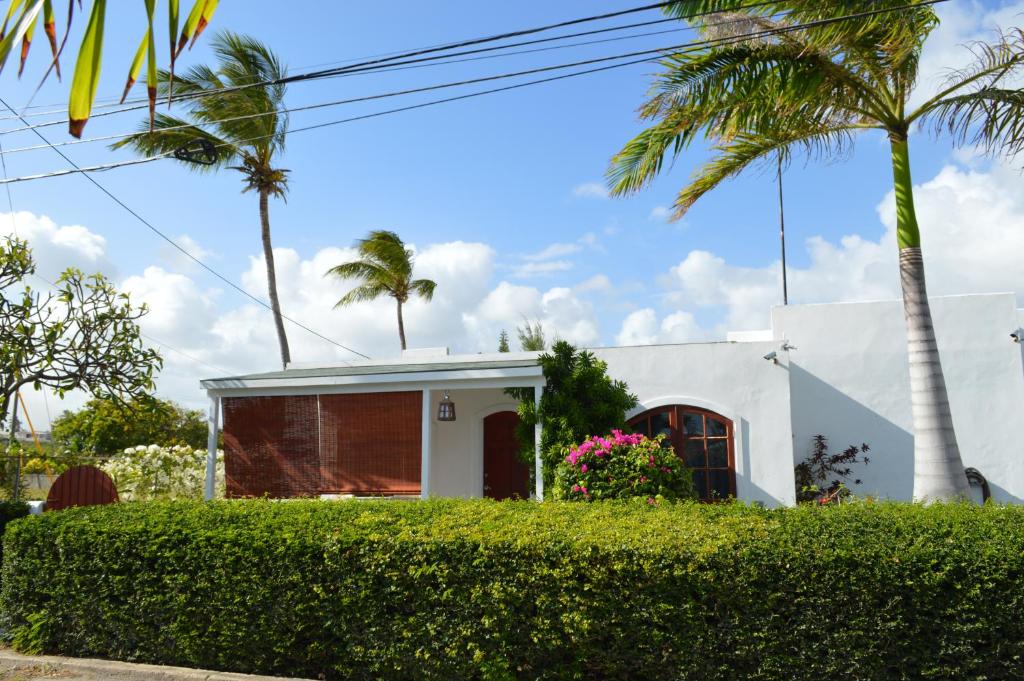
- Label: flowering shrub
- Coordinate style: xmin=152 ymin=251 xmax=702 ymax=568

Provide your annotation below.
xmin=556 ymin=430 xmax=695 ymax=502
xmin=102 ymin=444 xmax=224 ymax=501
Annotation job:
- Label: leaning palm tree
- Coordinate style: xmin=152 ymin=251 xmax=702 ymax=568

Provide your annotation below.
xmin=326 ymin=231 xmax=437 ymax=351
xmin=608 ymin=1 xmax=1024 ymax=501
xmin=114 ymin=31 xmax=293 ymax=368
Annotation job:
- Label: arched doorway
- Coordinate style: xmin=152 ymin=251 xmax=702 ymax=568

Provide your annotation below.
xmin=628 ymin=406 xmax=735 ymax=501
xmin=483 ymin=411 xmax=530 ymax=500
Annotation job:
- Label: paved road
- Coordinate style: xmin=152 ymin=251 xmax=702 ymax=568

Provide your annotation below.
xmin=0 ymin=650 xmax=312 ymax=681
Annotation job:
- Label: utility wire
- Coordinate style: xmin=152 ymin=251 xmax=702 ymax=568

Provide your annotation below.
xmin=1 ymin=145 xmax=234 ymax=380
xmin=0 ymin=13 xmax=687 ymax=121
xmin=0 ymin=21 xmax=709 ymax=154
xmin=0 ymin=96 xmax=372 ymax=360
xmin=0 ymin=0 xmax=781 ymax=133
xmin=0 ymin=0 xmax=948 ymax=185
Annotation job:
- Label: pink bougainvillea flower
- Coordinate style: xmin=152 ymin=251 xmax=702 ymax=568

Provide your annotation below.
xmin=647 ymin=497 xmax=656 ymax=505
xmin=580 ymin=464 xmax=588 ymax=473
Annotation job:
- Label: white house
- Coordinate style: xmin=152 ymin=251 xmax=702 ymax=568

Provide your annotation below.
xmin=200 ymin=292 xmax=1024 ymax=506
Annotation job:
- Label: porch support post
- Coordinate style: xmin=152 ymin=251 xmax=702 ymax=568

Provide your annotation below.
xmin=421 ymin=388 xmax=432 ymax=499
xmin=534 ymin=383 xmax=543 ymax=501
xmin=204 ymin=394 xmax=220 ymax=501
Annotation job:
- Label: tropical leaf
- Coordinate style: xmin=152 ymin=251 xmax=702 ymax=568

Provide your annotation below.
xmin=68 ymin=0 xmax=105 ymax=138
xmin=0 ymin=0 xmax=43 ymax=74
xmin=41 ymin=0 xmax=58 ymax=80
xmin=176 ymin=0 xmax=218 ymax=57
xmin=0 ymin=0 xmax=217 ymax=138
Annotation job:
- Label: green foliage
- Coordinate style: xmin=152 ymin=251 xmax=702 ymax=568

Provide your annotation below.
xmin=4 ymin=500 xmax=1024 ymax=679
xmin=508 ymin=341 xmax=637 ymax=496
xmin=0 ymin=499 xmax=28 ymax=565
xmin=0 ymin=237 xmax=160 ymax=437
xmin=607 ymin=4 xmax=1024 ymax=220
xmin=497 ymin=329 xmax=510 ymax=353
xmin=516 ymin=319 xmax=546 ymax=351
xmin=51 ymin=397 xmax=207 ymax=456
xmin=324 ymin=230 xmax=436 ymax=350
xmin=795 ymin=434 xmax=871 ymax=504
xmin=556 ymin=432 xmax=695 ymax=502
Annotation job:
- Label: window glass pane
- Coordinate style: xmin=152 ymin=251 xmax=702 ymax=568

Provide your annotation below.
xmin=709 ymin=470 xmax=731 ymax=499
xmin=708 ymin=440 xmax=728 ymax=468
xmin=631 ymin=417 xmax=650 ymax=437
xmin=706 ymin=417 xmax=728 ymax=437
xmin=692 ymin=470 xmax=708 ymax=500
xmin=651 ymin=411 xmax=672 ymax=439
xmin=684 ymin=439 xmax=706 ymax=468
xmin=682 ymin=412 xmax=704 ymax=437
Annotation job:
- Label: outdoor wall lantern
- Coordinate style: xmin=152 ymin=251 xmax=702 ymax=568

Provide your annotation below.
xmin=437 ymin=391 xmax=456 ymax=422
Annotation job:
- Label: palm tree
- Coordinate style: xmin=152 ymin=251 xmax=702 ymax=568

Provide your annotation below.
xmin=326 ymin=231 xmax=436 ymax=351
xmin=114 ymin=31 xmax=294 ymax=369
xmin=607 ymin=1 xmax=1024 ymax=501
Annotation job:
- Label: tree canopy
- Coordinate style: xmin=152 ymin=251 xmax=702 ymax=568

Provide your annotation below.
xmin=52 ymin=396 xmax=207 ymax=455
xmin=0 ymin=237 xmax=160 ymax=432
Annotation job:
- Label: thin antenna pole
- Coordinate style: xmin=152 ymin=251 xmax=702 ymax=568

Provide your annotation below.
xmin=777 ymin=152 xmax=789 ymax=305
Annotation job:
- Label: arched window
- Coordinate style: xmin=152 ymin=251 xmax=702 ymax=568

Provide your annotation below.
xmin=628 ymin=406 xmax=735 ymax=501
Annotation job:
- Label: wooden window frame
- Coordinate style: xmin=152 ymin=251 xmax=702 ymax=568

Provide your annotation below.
xmin=627 ymin=405 xmax=736 ymax=501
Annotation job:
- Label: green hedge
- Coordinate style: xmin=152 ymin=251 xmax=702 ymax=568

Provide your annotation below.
xmin=3 ymin=500 xmax=1024 ymax=680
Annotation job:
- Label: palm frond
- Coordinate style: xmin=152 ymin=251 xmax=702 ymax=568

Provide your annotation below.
xmin=110 ymin=111 xmax=237 ymax=171
xmin=333 ymin=283 xmax=391 ymax=308
xmin=911 ymin=28 xmax=1024 ymax=155
xmin=325 ymin=260 xmax=391 ymax=287
xmin=410 ymin=278 xmax=437 ymax=302
xmin=670 ymin=124 xmax=862 ymax=219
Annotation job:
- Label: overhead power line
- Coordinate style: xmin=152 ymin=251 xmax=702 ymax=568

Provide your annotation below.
xmin=0 ymin=21 xmax=708 ymax=153
xmin=0 ymin=0 xmax=947 ymax=185
xmin=0 ymin=0 xmax=781 ymax=133
xmin=0 ymin=97 xmax=372 ymax=361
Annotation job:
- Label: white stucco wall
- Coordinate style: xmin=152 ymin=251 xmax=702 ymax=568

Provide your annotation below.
xmin=425 ymin=388 xmax=520 ymax=498
xmin=594 ymin=342 xmax=797 ymax=507
xmin=773 ymin=293 xmax=1024 ymax=502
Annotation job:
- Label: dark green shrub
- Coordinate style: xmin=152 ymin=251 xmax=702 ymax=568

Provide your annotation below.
xmin=508 ymin=341 xmax=638 ymax=495
xmin=3 ymin=500 xmax=1024 ymax=680
xmin=556 ymin=432 xmax=695 ymax=502
xmin=0 ymin=500 xmax=28 ymax=568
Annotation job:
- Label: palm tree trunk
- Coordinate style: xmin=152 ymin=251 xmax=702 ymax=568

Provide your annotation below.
xmin=890 ymin=137 xmax=969 ymax=501
xmin=259 ymin=188 xmax=291 ymax=369
xmin=396 ymin=299 xmax=407 ymax=351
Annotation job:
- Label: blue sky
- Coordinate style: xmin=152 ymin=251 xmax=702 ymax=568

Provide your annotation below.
xmin=2 ymin=0 xmax=1023 ymax=419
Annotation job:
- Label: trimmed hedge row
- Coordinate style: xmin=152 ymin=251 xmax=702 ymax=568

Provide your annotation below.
xmin=3 ymin=499 xmax=1024 ymax=680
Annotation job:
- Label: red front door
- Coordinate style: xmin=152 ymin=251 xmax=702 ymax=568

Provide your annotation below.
xmin=483 ymin=411 xmax=530 ymax=500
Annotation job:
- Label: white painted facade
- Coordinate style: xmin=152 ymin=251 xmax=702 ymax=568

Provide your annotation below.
xmin=201 ymin=293 xmax=1024 ymax=506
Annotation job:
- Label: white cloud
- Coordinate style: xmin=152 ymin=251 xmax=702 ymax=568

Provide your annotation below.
xmin=0 ymin=210 xmax=113 ymax=281
xmin=522 ymin=242 xmax=581 ymax=261
xmin=646 ymin=158 xmax=1024 ymax=335
xmin=572 ymin=182 xmax=609 ymax=199
xmin=512 ymin=260 xmax=574 ymax=278
xmin=159 ymin=234 xmax=212 ymax=272
xmin=649 ymin=206 xmax=672 ymax=222
xmin=616 ymin=308 xmax=704 ymax=346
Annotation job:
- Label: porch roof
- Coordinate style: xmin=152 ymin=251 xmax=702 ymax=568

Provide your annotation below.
xmin=200 ymin=353 xmax=544 ymax=396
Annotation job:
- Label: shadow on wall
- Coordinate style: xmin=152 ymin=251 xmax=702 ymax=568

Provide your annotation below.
xmin=789 ymin=363 xmax=914 ymax=500
xmin=735 ymin=417 xmax=793 ymax=507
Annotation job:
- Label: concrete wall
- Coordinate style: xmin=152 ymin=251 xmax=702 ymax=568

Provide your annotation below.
xmin=425 ymin=388 xmax=519 ymax=498
xmin=773 ymin=293 xmax=1024 ymax=502
xmin=595 ymin=341 xmax=796 ymax=507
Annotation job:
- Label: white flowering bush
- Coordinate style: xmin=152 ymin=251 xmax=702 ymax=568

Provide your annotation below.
xmin=102 ymin=445 xmax=224 ymax=501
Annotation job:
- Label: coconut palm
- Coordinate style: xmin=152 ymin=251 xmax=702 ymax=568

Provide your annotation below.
xmin=326 ymin=231 xmax=437 ymax=351
xmin=607 ymin=1 xmax=1024 ymax=501
xmin=114 ymin=31 xmax=293 ymax=369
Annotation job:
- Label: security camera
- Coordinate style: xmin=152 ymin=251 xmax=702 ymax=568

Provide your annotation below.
xmin=1012 ymin=332 xmax=1022 ymax=344
xmin=763 ymin=351 xmax=777 ymax=362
